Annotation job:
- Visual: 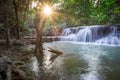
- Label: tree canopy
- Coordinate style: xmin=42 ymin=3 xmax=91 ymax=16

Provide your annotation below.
xmin=55 ymin=0 xmax=120 ymax=26
xmin=0 ymin=0 xmax=120 ymax=41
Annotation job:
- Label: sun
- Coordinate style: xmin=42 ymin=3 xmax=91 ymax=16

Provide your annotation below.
xmin=43 ymin=5 xmax=52 ymax=16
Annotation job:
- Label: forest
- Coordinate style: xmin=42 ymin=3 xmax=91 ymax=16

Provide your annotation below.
xmin=0 ymin=0 xmax=120 ymax=80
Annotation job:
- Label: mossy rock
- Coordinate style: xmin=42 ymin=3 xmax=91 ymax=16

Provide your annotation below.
xmin=13 ymin=61 xmax=25 ymax=66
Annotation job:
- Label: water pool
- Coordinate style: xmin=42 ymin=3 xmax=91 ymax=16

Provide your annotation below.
xmin=30 ymin=41 xmax=120 ymax=80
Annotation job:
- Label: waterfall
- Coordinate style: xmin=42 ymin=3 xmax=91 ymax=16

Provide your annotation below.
xmin=61 ymin=28 xmax=72 ymax=36
xmin=95 ymin=26 xmax=120 ymax=45
xmin=76 ymin=28 xmax=92 ymax=42
xmin=60 ymin=25 xmax=120 ymax=45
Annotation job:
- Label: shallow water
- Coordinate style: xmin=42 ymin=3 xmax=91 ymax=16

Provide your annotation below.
xmin=30 ymin=41 xmax=120 ymax=80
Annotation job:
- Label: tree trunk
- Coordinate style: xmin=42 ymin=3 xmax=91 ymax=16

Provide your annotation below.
xmin=35 ymin=14 xmax=45 ymax=57
xmin=4 ymin=3 xmax=11 ymax=49
xmin=6 ymin=23 xmax=11 ymax=50
xmin=35 ymin=30 xmax=43 ymax=56
xmin=13 ymin=0 xmax=20 ymax=39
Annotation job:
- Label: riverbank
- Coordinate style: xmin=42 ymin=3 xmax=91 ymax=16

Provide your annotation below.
xmin=0 ymin=41 xmax=36 ymax=80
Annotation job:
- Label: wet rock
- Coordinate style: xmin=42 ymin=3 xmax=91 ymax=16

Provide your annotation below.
xmin=12 ymin=69 xmax=33 ymax=80
xmin=0 ymin=56 xmax=12 ymax=80
xmin=12 ymin=61 xmax=34 ymax=80
xmin=13 ymin=40 xmax=25 ymax=46
xmin=13 ymin=61 xmax=27 ymax=71
xmin=0 ymin=56 xmax=12 ymax=64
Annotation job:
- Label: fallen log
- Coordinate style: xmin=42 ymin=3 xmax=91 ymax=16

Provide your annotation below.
xmin=48 ymin=47 xmax=63 ymax=55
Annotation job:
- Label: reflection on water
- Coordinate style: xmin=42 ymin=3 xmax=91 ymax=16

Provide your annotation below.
xmin=30 ymin=41 xmax=120 ymax=80
xmin=29 ymin=57 xmax=39 ymax=76
xmin=80 ymin=46 xmax=103 ymax=80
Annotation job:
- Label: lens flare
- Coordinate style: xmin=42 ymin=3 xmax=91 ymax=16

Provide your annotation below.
xmin=43 ymin=5 xmax=52 ymax=16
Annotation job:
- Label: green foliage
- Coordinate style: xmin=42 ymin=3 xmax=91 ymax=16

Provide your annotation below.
xmin=1 ymin=0 xmax=120 ymax=39
xmin=0 ymin=0 xmax=34 ymax=38
xmin=55 ymin=0 xmax=120 ymax=26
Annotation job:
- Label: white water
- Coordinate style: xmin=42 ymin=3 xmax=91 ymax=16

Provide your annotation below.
xmin=61 ymin=25 xmax=120 ymax=45
xmin=76 ymin=28 xmax=92 ymax=42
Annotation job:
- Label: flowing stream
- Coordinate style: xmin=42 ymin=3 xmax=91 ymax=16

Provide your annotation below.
xmin=29 ymin=25 xmax=120 ymax=80
xmin=29 ymin=41 xmax=120 ymax=80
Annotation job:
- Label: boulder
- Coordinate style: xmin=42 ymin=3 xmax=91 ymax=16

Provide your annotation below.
xmin=0 ymin=56 xmax=12 ymax=80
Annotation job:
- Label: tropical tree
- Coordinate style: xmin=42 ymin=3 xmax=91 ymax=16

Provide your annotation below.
xmin=55 ymin=0 xmax=120 ymax=26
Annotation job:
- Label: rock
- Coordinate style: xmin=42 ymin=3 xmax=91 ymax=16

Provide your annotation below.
xmin=12 ymin=69 xmax=33 ymax=80
xmin=0 ymin=56 xmax=12 ymax=64
xmin=13 ymin=61 xmax=27 ymax=71
xmin=0 ymin=56 xmax=12 ymax=80
xmin=13 ymin=61 xmax=25 ymax=66
xmin=12 ymin=61 xmax=33 ymax=80
xmin=13 ymin=40 xmax=25 ymax=46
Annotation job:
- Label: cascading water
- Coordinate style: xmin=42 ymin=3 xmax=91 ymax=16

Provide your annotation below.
xmin=95 ymin=26 xmax=120 ymax=45
xmin=61 ymin=25 xmax=120 ymax=45
xmin=76 ymin=28 xmax=92 ymax=42
xmin=29 ymin=25 xmax=120 ymax=80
